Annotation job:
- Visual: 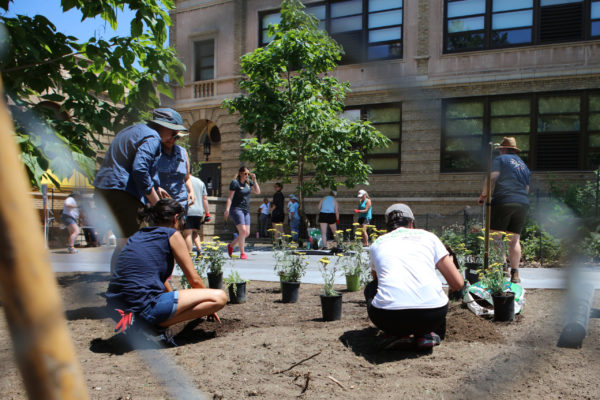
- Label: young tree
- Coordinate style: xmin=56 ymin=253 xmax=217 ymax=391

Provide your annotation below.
xmin=224 ymin=0 xmax=390 ymax=233
xmin=0 ymin=0 xmax=184 ymax=188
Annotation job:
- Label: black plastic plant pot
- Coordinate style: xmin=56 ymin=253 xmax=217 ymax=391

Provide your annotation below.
xmin=207 ymin=271 xmax=223 ymax=290
xmin=464 ymin=262 xmax=480 ymax=284
xmin=228 ymin=282 xmax=247 ymax=304
xmin=281 ymin=281 xmax=300 ymax=303
xmin=320 ymin=294 xmax=342 ymax=321
xmin=492 ymin=291 xmax=515 ymax=322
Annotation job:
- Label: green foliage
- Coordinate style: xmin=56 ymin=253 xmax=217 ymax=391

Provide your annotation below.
xmin=438 ymin=223 xmax=483 ymax=264
xmin=273 ymin=234 xmax=307 ymax=282
xmin=577 ymin=232 xmax=600 ymax=261
xmin=476 ymin=231 xmax=511 ymax=295
xmin=336 ymin=225 xmax=369 ymax=277
xmin=318 ymin=257 xmax=339 ymax=296
xmin=520 ymin=225 xmax=564 ymax=263
xmin=223 ymin=0 xmax=390 ymax=204
xmin=1 ymin=0 xmax=184 ymax=187
xmin=224 ymin=269 xmax=248 ymax=296
xmin=179 ymin=251 xmax=207 ymax=290
xmin=199 ymin=237 xmax=227 ymax=274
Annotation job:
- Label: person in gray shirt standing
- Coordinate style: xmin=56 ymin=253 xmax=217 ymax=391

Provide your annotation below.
xmin=184 ymin=175 xmax=210 ymax=254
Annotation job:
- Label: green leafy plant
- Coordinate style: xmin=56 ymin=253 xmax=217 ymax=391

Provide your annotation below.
xmin=179 ymin=251 xmax=207 ymax=290
xmin=476 ymin=231 xmax=511 ymax=295
xmin=224 ymin=269 xmax=248 ymax=296
xmin=520 ymin=225 xmax=564 ymax=263
xmin=199 ymin=236 xmax=227 ymax=275
xmin=273 ymin=234 xmax=307 ymax=282
xmin=336 ymin=225 xmax=369 ymax=278
xmin=319 ymin=257 xmax=339 ymax=296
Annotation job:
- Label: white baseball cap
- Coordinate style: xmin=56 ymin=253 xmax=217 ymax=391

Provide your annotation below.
xmin=357 ymin=189 xmax=367 ymax=198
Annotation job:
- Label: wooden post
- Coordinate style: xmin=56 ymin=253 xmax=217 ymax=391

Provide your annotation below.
xmin=0 ymin=89 xmax=89 ymax=398
xmin=483 ymin=142 xmax=493 ymax=270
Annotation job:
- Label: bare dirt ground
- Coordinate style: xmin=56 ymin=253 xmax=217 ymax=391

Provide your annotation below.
xmin=1 ymin=272 xmax=599 ymax=399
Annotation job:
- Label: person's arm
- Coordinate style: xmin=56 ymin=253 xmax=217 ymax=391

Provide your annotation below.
xmin=478 ymin=171 xmax=500 ymax=205
xmin=334 ymin=199 xmax=340 ymax=224
xmin=169 ymin=231 xmax=205 ymax=289
xmin=183 ymin=150 xmax=195 ymax=206
xmin=132 ymin=135 xmax=161 ymax=205
xmin=202 ymin=195 xmax=210 ymax=220
xmin=250 ymin=173 xmax=260 ymax=194
xmin=224 ymin=190 xmax=235 ymax=222
xmin=317 ymin=198 xmax=323 ymax=211
xmin=436 ymin=254 xmax=464 ymax=292
xmin=164 ymin=279 xmax=174 ymax=292
xmin=363 ymin=199 xmax=372 ymax=213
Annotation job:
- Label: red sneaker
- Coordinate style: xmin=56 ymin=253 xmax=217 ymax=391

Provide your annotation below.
xmin=240 ymin=253 xmax=248 ymax=260
xmin=227 ymin=244 xmax=233 ymax=258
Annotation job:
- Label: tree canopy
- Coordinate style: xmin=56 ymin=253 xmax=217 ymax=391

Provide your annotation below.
xmin=223 ymin=0 xmax=390 ymax=207
xmin=0 ymin=0 xmax=184 ymax=188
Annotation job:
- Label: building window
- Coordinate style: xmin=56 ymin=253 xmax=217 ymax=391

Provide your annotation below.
xmin=445 ymin=0 xmax=598 ymax=53
xmin=194 ymin=39 xmax=214 ymax=81
xmin=441 ymin=91 xmax=600 ymax=172
xmin=343 ymin=103 xmax=402 ymax=173
xmin=259 ymin=0 xmax=403 ymax=64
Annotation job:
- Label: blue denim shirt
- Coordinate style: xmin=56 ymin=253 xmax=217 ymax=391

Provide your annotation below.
xmin=155 ymin=145 xmax=189 ymax=207
xmin=94 ymin=124 xmax=161 ymax=202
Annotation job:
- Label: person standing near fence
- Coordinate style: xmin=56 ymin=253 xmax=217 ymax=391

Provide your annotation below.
xmin=478 ymin=137 xmax=530 ymax=284
xmin=258 ymin=197 xmax=270 ymax=238
xmin=270 ymin=183 xmax=285 ymax=239
xmin=155 ymin=131 xmax=194 ymax=208
xmin=355 ymin=189 xmax=372 ymax=247
xmin=288 ymin=194 xmax=300 ymax=242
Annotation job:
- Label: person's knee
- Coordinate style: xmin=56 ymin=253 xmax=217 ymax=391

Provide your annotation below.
xmin=215 ymin=290 xmax=228 ymax=308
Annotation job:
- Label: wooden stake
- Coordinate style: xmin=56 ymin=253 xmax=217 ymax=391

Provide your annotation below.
xmin=327 ymin=375 xmax=346 ymax=390
xmin=0 ymin=88 xmax=89 ymax=398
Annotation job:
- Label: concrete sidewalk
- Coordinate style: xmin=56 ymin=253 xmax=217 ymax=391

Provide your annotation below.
xmin=49 ymin=245 xmax=600 ymax=289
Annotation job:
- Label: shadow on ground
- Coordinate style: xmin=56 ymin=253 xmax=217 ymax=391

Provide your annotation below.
xmin=339 ymin=327 xmax=431 ymax=364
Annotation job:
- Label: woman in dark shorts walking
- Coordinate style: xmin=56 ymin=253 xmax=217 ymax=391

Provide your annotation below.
xmin=224 ymin=166 xmax=261 ymax=259
xmin=317 ymin=190 xmax=339 ymax=249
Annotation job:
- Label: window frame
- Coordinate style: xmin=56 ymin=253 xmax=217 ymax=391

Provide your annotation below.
xmin=444 ymin=0 xmax=599 ymax=53
xmin=441 ymin=90 xmax=600 ymax=173
xmin=258 ymin=0 xmax=404 ymax=64
xmin=193 ymin=38 xmax=215 ymax=82
xmin=344 ymin=102 xmax=402 ymax=174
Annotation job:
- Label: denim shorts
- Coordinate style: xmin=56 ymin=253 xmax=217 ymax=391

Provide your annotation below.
xmin=230 ymin=207 xmax=251 ymax=226
xmin=61 ymin=214 xmax=77 ymax=227
xmin=139 ymin=290 xmax=179 ymax=325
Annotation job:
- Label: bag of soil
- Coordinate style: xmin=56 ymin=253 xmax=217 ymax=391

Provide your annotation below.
xmin=463 ymin=281 xmax=525 ymax=317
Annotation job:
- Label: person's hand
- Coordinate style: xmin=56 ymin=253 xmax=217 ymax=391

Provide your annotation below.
xmin=336 ymin=219 xmax=340 ymax=225
xmin=478 ymin=194 xmax=486 ymax=205
xmin=204 ymin=212 xmax=211 ymax=223
xmin=157 ymin=187 xmax=171 ymax=199
xmin=250 ymin=172 xmax=256 ymax=182
xmin=188 ymin=192 xmax=195 ymax=206
xmin=354 ymin=209 xmax=361 ymax=213
xmin=207 ymin=312 xmax=221 ymax=324
xmin=224 ymin=209 xmax=229 ymax=222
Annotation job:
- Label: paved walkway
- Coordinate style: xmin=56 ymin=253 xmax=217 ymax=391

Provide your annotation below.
xmin=49 ymin=245 xmax=600 ymax=289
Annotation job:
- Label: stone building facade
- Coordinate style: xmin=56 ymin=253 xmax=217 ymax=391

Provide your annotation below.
xmin=171 ymin=0 xmax=600 ymax=236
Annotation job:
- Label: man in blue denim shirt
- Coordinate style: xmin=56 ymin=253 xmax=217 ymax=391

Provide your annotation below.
xmin=94 ymin=108 xmax=188 ymax=272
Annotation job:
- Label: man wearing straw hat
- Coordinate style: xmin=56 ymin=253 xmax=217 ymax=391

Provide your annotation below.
xmin=478 ymin=137 xmax=530 ymax=283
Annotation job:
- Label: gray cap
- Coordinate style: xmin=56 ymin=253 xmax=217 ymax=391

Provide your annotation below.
xmin=385 ymin=203 xmax=415 ymax=222
xmin=289 ymin=194 xmax=298 ymax=201
xmin=149 ymin=108 xmax=188 ymax=131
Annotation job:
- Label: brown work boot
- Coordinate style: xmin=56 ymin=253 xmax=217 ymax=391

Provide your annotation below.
xmin=510 ymin=269 xmax=521 ymax=284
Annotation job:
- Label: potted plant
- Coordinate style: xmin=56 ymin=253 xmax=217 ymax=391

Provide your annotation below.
xmin=319 ymin=257 xmax=342 ymax=321
xmin=337 ymin=226 xmax=371 ymax=292
xmin=478 ymin=261 xmax=515 ymax=321
xmin=273 ymin=234 xmax=307 ymax=303
xmin=224 ymin=269 xmax=248 ymax=304
xmin=200 ymin=236 xmax=227 ymax=289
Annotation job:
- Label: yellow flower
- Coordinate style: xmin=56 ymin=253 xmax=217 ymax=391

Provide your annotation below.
xmin=212 ymin=236 xmax=220 ymax=240
xmin=319 ymin=257 xmax=330 ymax=264
xmin=275 ymin=223 xmax=283 ymax=227
xmin=355 ymin=231 xmax=363 ymax=236
xmin=267 ymin=228 xmax=276 ymax=232
xmin=352 ymin=222 xmax=359 ymax=226
xmin=291 ymin=231 xmax=297 ymax=235
xmin=283 ymin=234 xmax=292 ymax=238
xmin=336 ymin=230 xmax=344 ymax=234
xmin=337 ymin=254 xmax=344 ymax=258
xmin=232 ymin=254 xmax=239 ymax=259
xmin=477 ymin=236 xmax=485 ymax=241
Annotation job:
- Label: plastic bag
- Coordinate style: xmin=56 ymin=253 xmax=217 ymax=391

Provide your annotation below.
xmin=463 ymin=281 xmax=525 ymax=317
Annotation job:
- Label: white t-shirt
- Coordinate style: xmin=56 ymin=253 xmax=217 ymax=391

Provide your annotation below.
xmin=259 ymin=202 xmax=270 ymax=215
xmin=62 ymin=196 xmax=79 ymax=219
xmin=369 ymin=227 xmax=449 ymax=310
xmin=187 ymin=176 xmax=207 ymax=216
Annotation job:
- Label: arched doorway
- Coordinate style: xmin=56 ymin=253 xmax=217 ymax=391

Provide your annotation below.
xmin=189 ymin=119 xmax=222 ymax=197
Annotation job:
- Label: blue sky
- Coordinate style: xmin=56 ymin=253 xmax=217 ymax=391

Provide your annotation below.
xmin=4 ymin=0 xmax=136 ymax=42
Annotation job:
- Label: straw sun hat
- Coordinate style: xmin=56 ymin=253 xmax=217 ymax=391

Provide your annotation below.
xmin=496 ymin=136 xmax=520 ymax=152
